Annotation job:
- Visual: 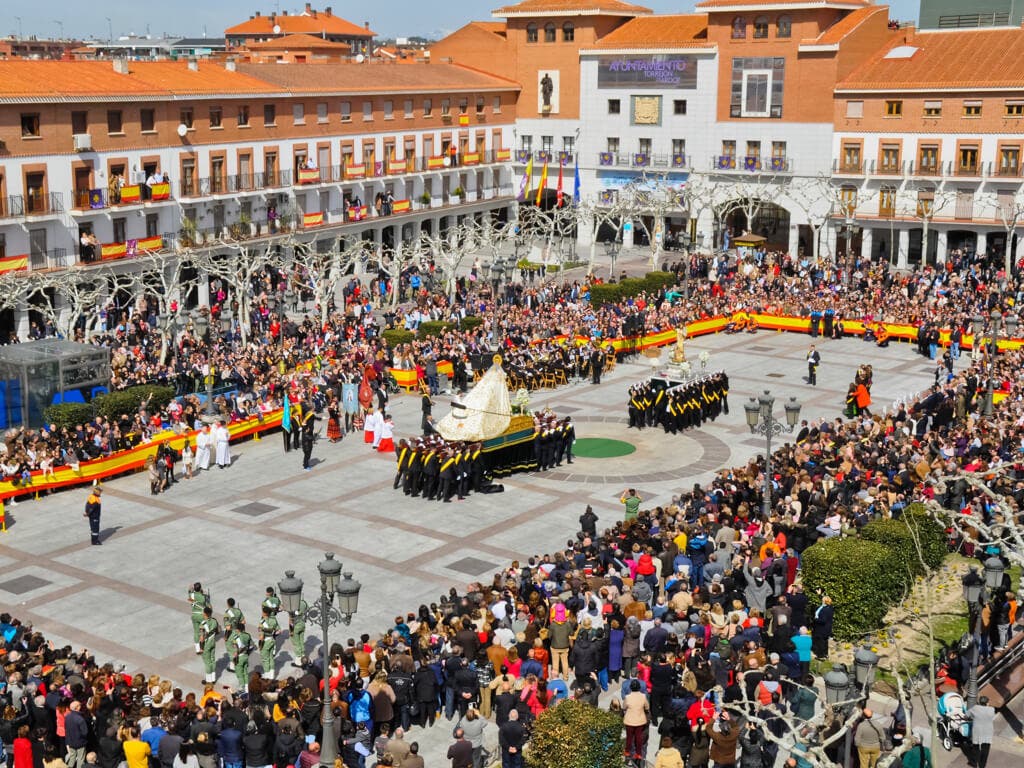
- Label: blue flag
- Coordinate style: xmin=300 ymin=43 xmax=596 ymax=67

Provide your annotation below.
xmin=282 ymin=393 xmax=291 ymax=432
xmin=573 ymin=159 xmax=580 ymax=206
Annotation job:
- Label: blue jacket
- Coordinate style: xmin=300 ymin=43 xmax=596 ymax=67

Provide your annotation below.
xmin=216 ymin=728 xmax=243 ymax=764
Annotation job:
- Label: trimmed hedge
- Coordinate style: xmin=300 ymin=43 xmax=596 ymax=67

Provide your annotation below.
xmin=802 ymin=536 xmax=910 ymax=640
xmin=526 ymin=699 xmax=623 ymax=768
xmin=42 ymin=402 xmax=96 ymax=431
xmin=860 ymin=504 xmax=947 ymax=575
xmin=382 ymin=329 xmax=415 ymax=349
xmin=417 ymin=320 xmax=453 ymax=338
xmin=588 ymin=271 xmax=679 ymax=306
xmin=460 ymin=316 xmax=484 ymax=332
xmin=93 ymin=384 xmax=176 ymax=422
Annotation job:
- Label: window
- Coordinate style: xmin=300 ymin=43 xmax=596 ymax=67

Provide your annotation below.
xmin=362 ymin=101 xmax=373 ymax=121
xmin=732 ymin=16 xmax=747 ymax=39
xmin=237 ymin=105 xmax=249 ymax=127
xmin=885 ymin=100 xmax=902 ymax=117
xmin=441 ymin=100 xmax=451 ymax=116
xmin=526 ymin=23 xmax=538 ymax=43
xmin=263 ymin=104 xmax=276 ymax=126
xmin=340 ymin=101 xmax=351 ymax=122
xmin=544 ymin=23 xmax=556 ymax=43
xmin=112 ymin=217 xmax=126 ymax=244
xmin=839 ymin=185 xmax=857 ymax=213
xmin=493 ymin=96 xmax=502 ymax=113
xmin=107 ymin=110 xmax=123 ymax=134
xmin=842 ymin=142 xmax=861 ymax=170
xmin=146 ymin=213 xmax=159 ymax=238
xmin=562 ymin=136 xmax=575 ymax=153
xmin=918 ymin=144 xmax=939 ymax=173
xmin=138 ymin=108 xmax=154 ymax=132
xmin=423 ymin=98 xmax=433 ymax=117
xmin=20 ymin=113 xmax=40 ymax=137
xmin=742 ymin=71 xmax=770 ymax=117
xmin=293 ymin=103 xmax=305 ymax=124
xmin=879 ymin=185 xmax=896 ymax=217
xmin=672 ymin=139 xmax=685 ymax=156
xmin=673 ymin=99 xmax=687 ymax=115
xmin=638 ymin=138 xmax=652 ymax=155
xmin=563 ymin=22 xmax=574 ymax=42
xmin=917 ymin=189 xmax=935 ymax=218
xmin=959 ymin=145 xmax=979 ymax=172
xmin=476 ymin=96 xmax=485 ymax=114
xmin=846 ymin=100 xmax=863 ymax=119
xmin=608 ymin=99 xmax=621 ymax=115
xmin=458 ymin=98 xmax=469 ymax=114
xmin=923 ymin=100 xmax=942 ymax=117
xmin=317 ymin=102 xmax=328 ymax=123
xmin=404 ymin=99 xmax=414 ymax=118
xmin=71 ymin=111 xmax=88 ymax=134
xmin=209 ymin=107 xmax=222 ymax=129
xmin=776 ymin=15 xmax=792 ymax=38
xmin=181 ymin=159 xmax=196 ymax=195
xmin=753 ymin=16 xmax=769 ymax=39
xmin=384 ymin=101 xmax=394 ymax=120
xmin=520 ymin=135 xmax=532 ymax=151
xmin=999 ymin=146 xmax=1020 ymax=175
xmin=606 ymin=137 xmax=619 ymax=153
xmin=746 ymin=140 xmax=761 ymax=160
xmin=722 ymin=140 xmax=736 ymax=157
xmin=1006 ymin=100 xmax=1024 ymax=117
xmin=963 ymin=100 xmax=982 ymax=117
xmin=731 ymin=57 xmax=784 ymax=118
xmin=880 ymin=144 xmax=901 ymax=172
xmin=541 ymin=135 xmax=553 ymax=152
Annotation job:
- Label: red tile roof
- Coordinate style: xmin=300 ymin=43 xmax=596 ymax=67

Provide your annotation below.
xmin=236 ymin=61 xmax=521 ymax=94
xmin=593 ymin=14 xmax=710 ymax=48
xmin=839 ymin=27 xmax=1024 ymax=90
xmin=470 ymin=21 xmax=509 ymax=37
xmin=803 ymin=5 xmax=887 ymax=45
xmin=247 ymin=33 xmax=350 ymax=50
xmin=226 ymin=11 xmax=374 ymax=38
xmin=493 ymin=0 xmax=651 ymax=16
xmin=696 ymin=0 xmax=869 ymax=7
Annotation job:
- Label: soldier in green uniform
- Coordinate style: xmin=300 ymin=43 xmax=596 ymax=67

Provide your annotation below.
xmin=258 ymin=605 xmax=280 ymax=680
xmin=262 ymin=586 xmax=282 ymax=615
xmin=198 ymin=605 xmax=220 ymax=684
xmin=230 ymin=620 xmax=253 ymax=692
xmin=223 ymin=598 xmax=244 ymax=671
xmin=188 ymin=582 xmax=209 ymax=654
xmin=288 ymin=597 xmax=309 ymax=668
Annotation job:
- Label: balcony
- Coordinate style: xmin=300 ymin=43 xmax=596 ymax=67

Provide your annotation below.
xmin=996 ymin=164 xmax=1022 ymax=178
xmin=0 ymin=195 xmax=24 ymax=219
xmin=910 ymin=161 xmax=942 ymax=177
xmin=712 ymin=155 xmax=790 ymax=174
xmin=955 ymin=161 xmax=988 ymax=178
xmin=28 ymin=247 xmax=70 ymax=270
xmin=876 ymin=161 xmax=904 ymax=176
xmin=832 ymin=159 xmax=866 ymax=176
xmin=71 ymin=183 xmax=173 ymax=212
xmin=24 ymin=191 xmax=63 ymax=217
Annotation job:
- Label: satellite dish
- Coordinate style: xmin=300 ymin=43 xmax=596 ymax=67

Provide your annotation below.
xmin=177 ymin=123 xmax=188 ymax=138
xmin=355 ymin=54 xmax=364 ymax=63
xmin=273 ymin=24 xmax=281 ymax=34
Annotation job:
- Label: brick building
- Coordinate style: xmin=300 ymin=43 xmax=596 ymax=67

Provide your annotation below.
xmin=0 ymin=57 xmax=518 ymax=337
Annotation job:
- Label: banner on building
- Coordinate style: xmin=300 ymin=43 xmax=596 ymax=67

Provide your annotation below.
xmin=597 ymin=55 xmax=698 ymax=89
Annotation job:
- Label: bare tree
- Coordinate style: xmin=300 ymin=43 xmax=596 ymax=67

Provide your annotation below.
xmin=289 ymin=238 xmax=365 ymax=324
xmin=195 ymin=241 xmax=283 ymax=344
xmin=679 ymin=170 xmax=718 ymax=254
xmin=981 ymin=187 xmax=1024 ymax=273
xmin=788 ymin=174 xmax=845 ymax=264
xmin=618 ymin=171 xmax=686 ymax=269
xmin=416 ymin=220 xmax=474 ymax=300
xmin=133 ymin=249 xmax=197 ymax=362
xmin=23 ymin=268 xmax=134 ymax=341
xmin=718 ymin=172 xmax=792 ymax=248
xmin=577 ymin=196 xmax=626 ymax=273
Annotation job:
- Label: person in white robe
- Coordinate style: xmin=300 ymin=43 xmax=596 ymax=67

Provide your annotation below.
xmin=195 ymin=425 xmax=212 ymax=471
xmin=214 ymin=421 xmax=232 ymax=468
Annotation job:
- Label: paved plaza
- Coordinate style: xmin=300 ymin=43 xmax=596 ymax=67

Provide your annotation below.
xmin=0 ymin=327 xmax=950 ymax=761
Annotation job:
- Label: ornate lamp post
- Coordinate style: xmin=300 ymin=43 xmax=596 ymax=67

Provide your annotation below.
xmin=853 ymin=646 xmax=879 ymax=695
xmin=278 ymin=554 xmax=361 ymax=768
xmin=962 ymin=567 xmax=985 ymax=707
xmin=604 ymin=237 xmax=621 ymax=280
xmin=744 ymin=391 xmax=801 ymax=517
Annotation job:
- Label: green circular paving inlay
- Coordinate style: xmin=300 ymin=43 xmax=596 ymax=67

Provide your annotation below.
xmin=572 ymin=437 xmax=636 ymax=459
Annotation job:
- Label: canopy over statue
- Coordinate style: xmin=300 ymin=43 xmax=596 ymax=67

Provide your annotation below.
xmin=436 ymin=355 xmax=512 ymax=441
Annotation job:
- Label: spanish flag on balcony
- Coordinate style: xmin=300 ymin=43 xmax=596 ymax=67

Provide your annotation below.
xmin=150 ymin=182 xmax=170 ymax=201
xmin=0 ymin=254 xmax=28 ymax=274
xmin=297 ymin=168 xmax=320 ymax=185
xmin=427 ymin=156 xmax=446 ymax=170
xmin=345 ymin=165 xmax=366 ymax=180
xmin=463 ymin=152 xmax=480 ymax=166
xmin=495 ymin=149 xmax=511 ymax=162
xmin=119 ymin=185 xmax=141 ymax=204
xmin=138 ymin=235 xmax=163 ymax=251
xmin=392 ymin=199 xmax=411 ymax=214
xmin=458 ymin=114 xmax=470 ymax=127
xmin=101 ymin=242 xmax=127 ymax=260
xmin=303 ymin=212 xmax=324 ymax=228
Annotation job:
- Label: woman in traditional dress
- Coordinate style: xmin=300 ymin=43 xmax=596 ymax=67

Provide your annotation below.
xmin=326 ymin=393 xmax=343 ymax=443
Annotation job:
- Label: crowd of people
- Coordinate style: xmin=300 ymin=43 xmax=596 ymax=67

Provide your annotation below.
xmin=0 ymin=244 xmax=1022 ymax=768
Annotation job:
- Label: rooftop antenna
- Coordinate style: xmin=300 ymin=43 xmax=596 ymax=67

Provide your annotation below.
xmin=14 ymin=16 xmax=21 ymax=39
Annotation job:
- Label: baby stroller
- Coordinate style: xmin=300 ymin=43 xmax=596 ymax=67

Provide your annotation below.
xmin=937 ymin=691 xmax=971 ymax=750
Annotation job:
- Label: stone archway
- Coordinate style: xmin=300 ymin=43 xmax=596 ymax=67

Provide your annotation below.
xmin=715 ymin=200 xmax=791 ymax=249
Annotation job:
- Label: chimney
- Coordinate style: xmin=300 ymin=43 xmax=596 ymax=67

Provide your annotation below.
xmin=312 ymin=9 xmax=317 ymax=17
xmin=112 ymin=58 xmax=129 ymax=74
xmin=188 ymin=58 xmax=198 ymax=71
xmin=225 ymin=58 xmax=236 ymax=72
xmin=325 ymin=6 xmax=332 ymax=15
xmin=282 ymin=10 xmax=288 ymax=15
xmin=364 ymin=21 xmax=370 ymax=30
xmin=255 ymin=10 xmax=261 ymax=16
xmin=305 ymin=2 xmax=312 ymax=12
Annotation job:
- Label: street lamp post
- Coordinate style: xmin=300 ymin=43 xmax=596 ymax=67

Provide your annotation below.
xmin=824 ymin=663 xmax=855 ymax=768
xmin=973 ymin=311 xmax=1017 ymax=416
xmin=962 ymin=567 xmax=985 ymax=707
xmin=744 ymin=391 xmax=801 ymax=517
xmin=277 ymin=554 xmax=361 ymax=768
xmin=604 ymin=237 xmax=621 ymax=280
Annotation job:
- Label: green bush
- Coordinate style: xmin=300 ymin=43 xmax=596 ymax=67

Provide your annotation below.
xmin=417 ymin=320 xmax=454 ymax=338
xmin=588 ymin=271 xmax=678 ymax=306
xmin=382 ymin=329 xmax=415 ymax=349
xmin=92 ymin=384 xmax=176 ymax=422
xmin=460 ymin=316 xmax=484 ymax=332
xmin=860 ymin=503 xmax=947 ymax=575
xmin=43 ymin=402 xmax=95 ymax=430
xmin=801 ymin=537 xmax=910 ymax=640
xmin=644 ymin=270 xmax=677 ymax=294
xmin=526 ymin=700 xmax=623 ymax=768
